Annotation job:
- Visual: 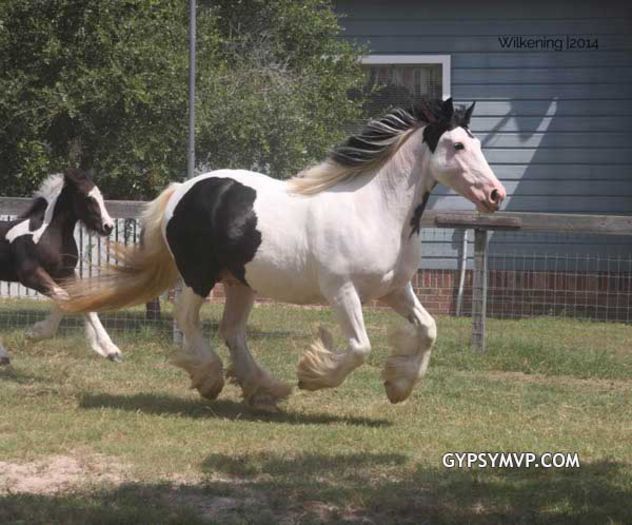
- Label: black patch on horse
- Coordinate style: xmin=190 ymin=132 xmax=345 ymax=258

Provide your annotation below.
xmin=165 ymin=177 xmax=262 ymax=298
xmin=14 ymin=197 xmax=48 ymax=232
xmin=418 ymin=98 xmax=475 ymax=152
xmin=409 ymin=188 xmax=434 ymax=238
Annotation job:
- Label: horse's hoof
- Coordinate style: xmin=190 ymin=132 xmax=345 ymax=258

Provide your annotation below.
xmin=195 ymin=376 xmax=225 ymax=400
xmin=107 ymin=353 xmax=123 ymax=363
xmin=247 ymin=395 xmax=281 ymax=413
xmin=384 ymin=380 xmax=413 ymax=404
xmin=0 ymin=356 xmax=11 ymax=366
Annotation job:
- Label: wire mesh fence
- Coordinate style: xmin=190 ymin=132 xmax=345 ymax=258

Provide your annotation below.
xmin=0 ymin=210 xmax=630 ymax=354
xmin=412 ymin=228 xmax=631 ymax=324
xmin=0 ymin=214 xmax=173 ymax=345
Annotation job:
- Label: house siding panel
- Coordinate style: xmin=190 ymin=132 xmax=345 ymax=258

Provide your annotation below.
xmin=336 ymin=0 xmax=632 ymax=270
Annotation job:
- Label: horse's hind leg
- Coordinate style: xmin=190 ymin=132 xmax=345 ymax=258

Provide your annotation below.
xmin=83 ymin=313 xmax=122 ymax=362
xmin=381 ymin=283 xmax=436 ymax=403
xmin=26 ymin=304 xmax=64 ymax=341
xmin=172 ymin=285 xmax=224 ymax=400
xmin=220 ymin=282 xmax=291 ymax=411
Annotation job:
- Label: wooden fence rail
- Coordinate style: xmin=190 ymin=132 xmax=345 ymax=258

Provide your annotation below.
xmin=3 ymin=196 xmax=632 ymax=235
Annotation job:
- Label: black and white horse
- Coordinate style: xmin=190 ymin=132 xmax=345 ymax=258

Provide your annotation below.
xmin=61 ymin=98 xmax=506 ymax=410
xmin=0 ymin=168 xmax=121 ymax=364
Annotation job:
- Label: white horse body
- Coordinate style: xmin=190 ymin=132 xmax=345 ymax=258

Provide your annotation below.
xmin=166 ymin=129 xmax=428 ymax=306
xmin=62 ymin=98 xmax=506 ymax=410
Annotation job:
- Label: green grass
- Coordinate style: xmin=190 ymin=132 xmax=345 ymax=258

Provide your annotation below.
xmin=1 ymin=303 xmax=631 ymax=524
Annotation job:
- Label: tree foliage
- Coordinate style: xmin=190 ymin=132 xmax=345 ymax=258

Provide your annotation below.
xmin=0 ymin=0 xmax=364 ymax=198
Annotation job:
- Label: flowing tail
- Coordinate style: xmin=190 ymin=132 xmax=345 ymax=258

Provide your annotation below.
xmin=60 ymin=184 xmax=181 ymax=313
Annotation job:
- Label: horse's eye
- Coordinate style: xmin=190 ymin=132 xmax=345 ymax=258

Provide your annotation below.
xmin=454 ymin=142 xmax=465 ymax=151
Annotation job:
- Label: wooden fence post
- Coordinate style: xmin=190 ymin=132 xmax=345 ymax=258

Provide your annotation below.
xmin=145 ymin=298 xmax=161 ymax=321
xmin=471 ymin=228 xmax=489 ymax=352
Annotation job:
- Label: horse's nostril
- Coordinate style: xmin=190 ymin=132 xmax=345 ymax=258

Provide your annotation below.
xmin=104 ymin=224 xmax=113 ymax=234
xmin=490 ymin=189 xmax=500 ymax=203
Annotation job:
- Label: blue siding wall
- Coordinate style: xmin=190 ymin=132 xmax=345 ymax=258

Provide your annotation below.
xmin=335 ymin=0 xmax=632 ymax=269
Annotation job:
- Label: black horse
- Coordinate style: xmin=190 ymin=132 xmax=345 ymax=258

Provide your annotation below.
xmin=0 ymin=168 xmax=121 ymax=364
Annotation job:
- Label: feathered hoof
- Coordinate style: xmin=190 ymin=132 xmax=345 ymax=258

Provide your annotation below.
xmin=245 ymin=379 xmax=292 ymax=407
xmin=296 ymin=353 xmax=340 ymax=390
xmin=296 ymin=330 xmax=344 ymax=391
xmin=172 ymin=354 xmax=225 ymax=400
xmin=26 ymin=321 xmax=55 ymax=341
xmin=194 ymin=373 xmax=225 ymax=400
xmin=228 ymin=365 xmax=292 ymax=409
xmin=247 ymin=393 xmax=283 ymax=413
xmin=384 ymin=379 xmax=415 ymax=404
xmin=107 ymin=351 xmax=123 ymax=363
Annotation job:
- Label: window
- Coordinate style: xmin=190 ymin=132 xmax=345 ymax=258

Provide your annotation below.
xmin=360 ymin=55 xmax=451 ymax=116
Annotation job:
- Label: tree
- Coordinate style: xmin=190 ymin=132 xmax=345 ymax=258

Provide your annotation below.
xmin=0 ymin=0 xmax=365 ymax=199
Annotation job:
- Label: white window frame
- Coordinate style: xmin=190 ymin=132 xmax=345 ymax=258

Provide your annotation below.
xmin=360 ymin=55 xmax=451 ymax=101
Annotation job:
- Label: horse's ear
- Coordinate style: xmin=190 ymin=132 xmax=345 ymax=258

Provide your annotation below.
xmin=441 ymin=97 xmax=454 ymax=118
xmin=64 ymin=167 xmax=88 ymax=186
xmin=419 ymin=98 xmax=438 ymax=124
xmin=464 ymin=101 xmax=476 ymax=124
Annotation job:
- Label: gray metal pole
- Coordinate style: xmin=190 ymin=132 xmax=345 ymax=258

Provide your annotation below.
xmin=470 ymin=228 xmax=488 ymax=352
xmin=174 ymin=0 xmax=197 ymax=345
xmin=187 ymin=0 xmax=196 ymax=180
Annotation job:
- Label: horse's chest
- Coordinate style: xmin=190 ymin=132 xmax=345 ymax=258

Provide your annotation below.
xmin=354 ymin=237 xmax=420 ymax=300
xmin=35 ymin=235 xmax=78 ymax=276
xmin=0 ymin=239 xmax=18 ymax=281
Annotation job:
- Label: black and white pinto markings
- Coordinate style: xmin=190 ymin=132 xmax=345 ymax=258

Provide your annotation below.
xmin=61 ymin=98 xmax=506 ymax=410
xmin=0 ymin=168 xmax=121 ymax=365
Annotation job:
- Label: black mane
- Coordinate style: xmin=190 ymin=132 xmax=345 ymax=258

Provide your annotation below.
xmin=330 ymin=98 xmax=475 ymax=167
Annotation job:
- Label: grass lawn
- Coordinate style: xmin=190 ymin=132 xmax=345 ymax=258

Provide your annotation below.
xmin=0 ymin=301 xmax=631 ymax=524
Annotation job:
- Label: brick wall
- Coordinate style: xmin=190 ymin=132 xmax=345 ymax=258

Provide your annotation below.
xmin=413 ymin=269 xmax=631 ymax=321
xmin=203 ymin=269 xmax=631 ymax=322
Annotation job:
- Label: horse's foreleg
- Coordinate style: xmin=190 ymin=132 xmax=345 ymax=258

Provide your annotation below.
xmin=26 ymin=304 xmax=64 ymax=341
xmin=172 ymin=285 xmax=224 ymax=400
xmin=68 ymin=272 xmax=122 ymax=361
xmin=381 ymin=283 xmax=436 ymax=403
xmin=18 ymin=265 xmax=68 ymax=301
xmin=220 ymin=283 xmax=291 ymax=411
xmin=298 ymin=281 xmax=370 ymax=391
xmin=83 ymin=313 xmax=122 ymax=362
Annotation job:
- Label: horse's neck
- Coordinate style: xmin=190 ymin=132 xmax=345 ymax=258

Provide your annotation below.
xmin=369 ymin=128 xmax=433 ymax=235
xmin=49 ymin=188 xmax=78 ymax=237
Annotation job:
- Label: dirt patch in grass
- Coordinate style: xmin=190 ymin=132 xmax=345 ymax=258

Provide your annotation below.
xmin=0 ymin=454 xmax=129 ymax=495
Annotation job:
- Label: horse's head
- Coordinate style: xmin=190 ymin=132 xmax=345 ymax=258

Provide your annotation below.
xmin=420 ymin=98 xmax=506 ymax=213
xmin=64 ymin=168 xmax=114 ymax=235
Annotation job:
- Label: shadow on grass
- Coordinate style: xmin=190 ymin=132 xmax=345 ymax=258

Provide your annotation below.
xmin=0 ymin=364 xmax=45 ymax=385
xmin=196 ymin=452 xmax=632 ymax=524
xmin=79 ymin=392 xmax=391 ymax=427
xmin=0 ymin=484 xmax=209 ymax=525
xmin=1 ymin=453 xmax=629 ymax=524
